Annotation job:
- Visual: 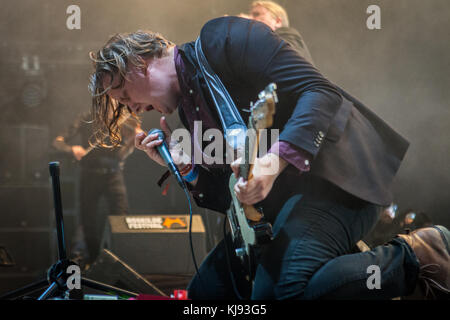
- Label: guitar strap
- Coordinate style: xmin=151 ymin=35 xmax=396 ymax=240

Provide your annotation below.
xmin=194 ymin=37 xmax=247 ymax=150
xmin=156 ymin=38 xmax=248 ymax=190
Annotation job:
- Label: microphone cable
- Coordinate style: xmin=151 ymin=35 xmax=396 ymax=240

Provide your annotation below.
xmin=146 ymin=127 xmax=206 ymax=294
xmin=182 ymin=184 xmax=200 ymax=276
xmin=181 ymin=182 xmax=208 ymax=294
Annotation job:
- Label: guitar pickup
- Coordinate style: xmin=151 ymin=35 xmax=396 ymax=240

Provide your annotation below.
xmin=250 ymin=221 xmax=274 ymax=244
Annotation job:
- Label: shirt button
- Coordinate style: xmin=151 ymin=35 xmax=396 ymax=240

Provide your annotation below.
xmin=199 ymin=193 xmax=204 ymax=198
xmin=189 ymin=89 xmax=194 ymax=95
xmin=195 ymin=106 xmax=200 ymax=112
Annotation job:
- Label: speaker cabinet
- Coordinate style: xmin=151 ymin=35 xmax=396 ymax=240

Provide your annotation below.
xmin=0 ymin=125 xmax=49 ymax=185
xmin=0 ymin=185 xmax=51 ymax=228
xmin=0 ymin=230 xmax=53 ymax=274
xmin=101 ymin=215 xmax=208 ymax=275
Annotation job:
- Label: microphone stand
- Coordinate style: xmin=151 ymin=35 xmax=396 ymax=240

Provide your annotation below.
xmin=0 ymin=162 xmax=138 ymax=300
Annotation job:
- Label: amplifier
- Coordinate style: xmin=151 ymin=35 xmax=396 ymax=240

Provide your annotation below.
xmin=101 ymin=215 xmax=208 ymax=275
xmin=0 ymin=125 xmax=49 ymax=185
xmin=0 ymin=185 xmax=51 ymax=228
xmin=0 ymin=230 xmax=53 ymax=274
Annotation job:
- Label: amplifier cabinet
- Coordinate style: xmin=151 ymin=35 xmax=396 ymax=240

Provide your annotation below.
xmin=101 ymin=215 xmax=208 ymax=275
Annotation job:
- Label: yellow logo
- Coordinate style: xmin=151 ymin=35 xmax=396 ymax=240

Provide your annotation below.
xmin=162 ymin=217 xmax=187 ymax=229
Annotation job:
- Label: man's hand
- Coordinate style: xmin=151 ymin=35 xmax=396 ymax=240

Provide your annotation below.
xmin=72 ymin=145 xmax=87 ymax=161
xmin=135 ymin=116 xmax=190 ymax=169
xmin=231 ymin=153 xmax=288 ymax=205
xmin=135 ymin=116 xmax=172 ymax=167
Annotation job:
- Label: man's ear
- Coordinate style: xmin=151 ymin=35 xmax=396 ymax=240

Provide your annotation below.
xmin=275 ymin=17 xmax=283 ymax=29
xmin=141 ymin=58 xmax=151 ymax=76
xmin=143 ymin=62 xmax=150 ymax=76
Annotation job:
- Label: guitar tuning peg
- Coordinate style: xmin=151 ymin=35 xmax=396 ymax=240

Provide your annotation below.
xmin=267 ymin=83 xmax=277 ymax=91
xmin=258 ymin=91 xmax=265 ymax=100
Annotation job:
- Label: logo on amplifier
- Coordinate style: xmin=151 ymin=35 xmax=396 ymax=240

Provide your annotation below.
xmin=162 ymin=217 xmax=187 ymax=229
xmin=125 ymin=216 xmax=187 ymax=230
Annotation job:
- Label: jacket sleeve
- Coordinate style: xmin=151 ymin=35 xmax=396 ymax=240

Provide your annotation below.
xmin=200 ymin=17 xmax=344 ymax=159
xmin=186 ymin=165 xmax=232 ymax=214
xmin=177 ymin=104 xmax=232 ymax=214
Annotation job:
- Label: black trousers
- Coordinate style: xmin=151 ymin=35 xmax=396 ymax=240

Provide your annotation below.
xmin=79 ymin=169 xmax=129 ymax=263
xmin=187 ymin=178 xmax=420 ymax=300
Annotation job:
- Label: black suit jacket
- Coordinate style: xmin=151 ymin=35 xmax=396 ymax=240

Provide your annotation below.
xmin=178 ymin=17 xmax=409 ymax=215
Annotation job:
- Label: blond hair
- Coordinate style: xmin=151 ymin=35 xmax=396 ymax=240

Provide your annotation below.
xmin=251 ymin=1 xmax=289 ymax=27
xmin=88 ymin=31 xmax=173 ymax=147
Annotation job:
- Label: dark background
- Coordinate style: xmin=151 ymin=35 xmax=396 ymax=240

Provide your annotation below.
xmin=0 ymin=0 xmax=449 ymax=293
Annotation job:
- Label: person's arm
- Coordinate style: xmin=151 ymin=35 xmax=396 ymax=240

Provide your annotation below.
xmin=268 ymin=141 xmax=312 ymax=173
xmin=201 ymin=17 xmax=343 ymax=205
xmin=52 ymin=135 xmax=73 ymax=154
xmin=173 ymin=106 xmax=232 ymax=213
xmin=201 ymin=17 xmax=343 ymax=160
xmin=135 ymin=116 xmax=232 ymax=214
xmin=275 ymin=27 xmax=315 ymax=66
xmin=185 ymin=165 xmax=232 ymax=214
xmin=52 ymin=113 xmax=87 ymax=161
xmin=117 ymin=121 xmax=144 ymax=159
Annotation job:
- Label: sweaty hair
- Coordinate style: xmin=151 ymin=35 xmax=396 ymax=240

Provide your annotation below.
xmin=251 ymin=1 xmax=290 ymax=27
xmin=89 ymin=30 xmax=173 ymax=147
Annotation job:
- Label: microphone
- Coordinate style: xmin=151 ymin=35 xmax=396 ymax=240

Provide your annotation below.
xmin=148 ymin=128 xmax=185 ymax=189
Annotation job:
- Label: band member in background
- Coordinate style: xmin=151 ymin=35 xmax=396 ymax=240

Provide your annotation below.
xmin=397 ymin=209 xmax=434 ymax=232
xmin=362 ymin=203 xmax=401 ymax=247
xmin=53 ymin=111 xmax=141 ymax=266
xmin=239 ymin=0 xmax=315 ymax=65
xmin=88 ymin=16 xmax=450 ymax=299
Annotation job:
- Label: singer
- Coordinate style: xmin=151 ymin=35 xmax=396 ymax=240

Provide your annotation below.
xmin=88 ymin=16 xmax=450 ymax=299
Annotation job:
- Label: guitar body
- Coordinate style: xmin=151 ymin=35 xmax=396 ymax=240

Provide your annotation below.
xmin=227 ymin=174 xmax=273 ymax=261
xmin=226 ymin=83 xmax=278 ymax=262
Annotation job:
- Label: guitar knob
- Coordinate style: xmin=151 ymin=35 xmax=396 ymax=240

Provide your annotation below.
xmin=235 ymin=248 xmax=246 ymax=257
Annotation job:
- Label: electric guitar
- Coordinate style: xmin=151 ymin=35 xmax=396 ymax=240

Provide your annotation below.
xmin=227 ymin=83 xmax=278 ymax=262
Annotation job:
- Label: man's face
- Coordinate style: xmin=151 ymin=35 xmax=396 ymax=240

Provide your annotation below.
xmin=249 ymin=5 xmax=282 ymax=31
xmin=104 ymin=53 xmax=180 ymax=115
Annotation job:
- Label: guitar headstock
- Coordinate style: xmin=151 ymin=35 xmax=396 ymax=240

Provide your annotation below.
xmin=250 ymin=83 xmax=278 ymax=130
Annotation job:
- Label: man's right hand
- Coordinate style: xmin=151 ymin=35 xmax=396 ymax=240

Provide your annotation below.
xmin=135 ymin=116 xmax=174 ymax=167
xmin=72 ymin=145 xmax=87 ymax=161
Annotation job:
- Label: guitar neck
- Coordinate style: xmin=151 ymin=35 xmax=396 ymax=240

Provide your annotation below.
xmin=239 ymin=119 xmax=258 ymax=180
xmin=232 ymin=83 xmax=277 ymax=222
xmin=241 ymin=128 xmax=263 ymax=222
